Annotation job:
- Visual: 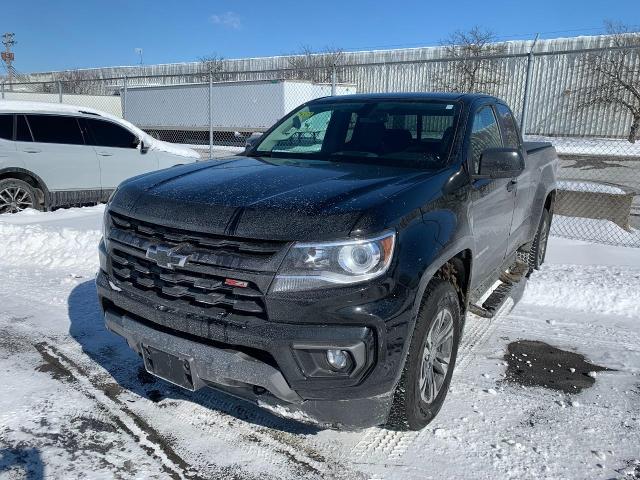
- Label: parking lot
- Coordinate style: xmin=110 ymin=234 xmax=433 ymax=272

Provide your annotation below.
xmin=1 ymin=207 xmax=639 ymax=479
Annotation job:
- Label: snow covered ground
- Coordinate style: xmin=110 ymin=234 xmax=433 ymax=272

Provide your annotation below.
xmin=0 ymin=207 xmax=639 ymax=479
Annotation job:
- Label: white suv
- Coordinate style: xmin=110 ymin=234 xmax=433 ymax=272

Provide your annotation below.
xmin=0 ymin=101 xmax=200 ymax=213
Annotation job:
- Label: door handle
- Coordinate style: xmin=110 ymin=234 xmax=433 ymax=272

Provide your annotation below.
xmin=97 ymin=151 xmax=113 ymax=157
xmin=22 ymin=148 xmax=41 ymax=153
xmin=506 ymin=179 xmax=517 ymax=192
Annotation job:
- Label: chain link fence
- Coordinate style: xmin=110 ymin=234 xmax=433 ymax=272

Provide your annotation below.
xmin=1 ymin=44 xmax=639 ymax=246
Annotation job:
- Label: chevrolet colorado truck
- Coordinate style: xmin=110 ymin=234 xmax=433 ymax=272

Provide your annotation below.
xmin=97 ymin=93 xmax=558 ymax=430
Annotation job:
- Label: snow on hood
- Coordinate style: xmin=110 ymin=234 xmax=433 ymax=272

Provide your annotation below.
xmin=0 ymin=100 xmax=200 ymax=159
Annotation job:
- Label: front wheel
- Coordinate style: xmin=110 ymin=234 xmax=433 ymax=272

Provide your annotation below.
xmin=386 ymin=278 xmax=461 ymax=431
xmin=0 ymin=178 xmax=41 ymax=214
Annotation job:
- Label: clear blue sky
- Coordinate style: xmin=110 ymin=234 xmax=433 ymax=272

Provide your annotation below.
xmin=3 ymin=0 xmax=640 ymax=73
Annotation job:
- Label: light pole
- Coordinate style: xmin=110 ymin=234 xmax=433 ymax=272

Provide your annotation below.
xmin=134 ymin=48 xmax=143 ymax=66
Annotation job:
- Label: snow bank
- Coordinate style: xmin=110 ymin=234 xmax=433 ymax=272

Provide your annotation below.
xmin=523 ymin=263 xmax=640 ymax=318
xmin=0 ymin=205 xmax=103 ymax=270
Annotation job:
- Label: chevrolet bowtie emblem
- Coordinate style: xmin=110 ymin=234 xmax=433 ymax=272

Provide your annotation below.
xmin=145 ymin=244 xmax=190 ymax=270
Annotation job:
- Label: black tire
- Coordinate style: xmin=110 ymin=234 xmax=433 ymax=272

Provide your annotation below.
xmin=386 ymin=278 xmax=462 ymax=431
xmin=530 ymin=209 xmax=551 ymax=270
xmin=0 ymin=178 xmax=42 ymax=214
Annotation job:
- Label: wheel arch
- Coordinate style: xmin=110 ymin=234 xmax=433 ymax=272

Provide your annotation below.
xmin=544 ymin=189 xmax=556 ymax=214
xmin=405 ymin=245 xmax=474 ymax=352
xmin=0 ymin=167 xmax=51 ymax=210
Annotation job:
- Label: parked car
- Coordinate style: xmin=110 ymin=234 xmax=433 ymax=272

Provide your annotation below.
xmin=98 ymin=93 xmax=558 ymax=430
xmin=0 ymin=101 xmax=200 ymax=214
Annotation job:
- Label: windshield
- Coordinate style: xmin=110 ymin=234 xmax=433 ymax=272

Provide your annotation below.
xmin=253 ymin=100 xmax=460 ymax=169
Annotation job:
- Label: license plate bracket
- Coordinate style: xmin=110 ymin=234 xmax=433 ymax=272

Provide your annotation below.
xmin=142 ymin=344 xmax=196 ymax=391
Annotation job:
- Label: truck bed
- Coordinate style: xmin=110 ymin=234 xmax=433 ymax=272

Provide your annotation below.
xmin=522 ymin=142 xmax=553 ymax=154
xmin=523 ymin=141 xmax=554 ymax=154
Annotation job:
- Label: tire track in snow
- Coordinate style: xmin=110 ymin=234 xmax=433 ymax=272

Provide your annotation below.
xmin=40 ymin=340 xmax=364 ymax=479
xmin=35 ymin=342 xmax=208 ymax=480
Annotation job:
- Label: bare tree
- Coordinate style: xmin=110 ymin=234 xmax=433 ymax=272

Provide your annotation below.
xmin=285 ymin=46 xmax=344 ymax=83
xmin=198 ymin=53 xmax=226 ymax=82
xmin=436 ymin=27 xmax=507 ymax=93
xmin=572 ymin=21 xmax=640 ymax=143
xmin=50 ymin=70 xmax=103 ymax=94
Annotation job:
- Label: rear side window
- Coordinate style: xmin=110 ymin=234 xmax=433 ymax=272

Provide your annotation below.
xmin=16 ymin=115 xmax=32 ymax=142
xmin=0 ymin=114 xmax=12 ymax=140
xmin=86 ymin=118 xmax=138 ymax=148
xmin=27 ymin=115 xmax=85 ymax=145
xmin=495 ymin=104 xmax=520 ymax=149
xmin=470 ymin=106 xmax=502 ymax=174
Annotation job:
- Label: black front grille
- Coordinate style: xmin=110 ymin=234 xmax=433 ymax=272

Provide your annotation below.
xmin=110 ymin=212 xmax=284 ymax=257
xmin=105 ymin=212 xmax=288 ymax=320
xmin=111 ymin=248 xmax=267 ymax=317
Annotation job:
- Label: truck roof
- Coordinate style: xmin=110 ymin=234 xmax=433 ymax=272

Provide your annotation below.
xmin=310 ymin=92 xmax=498 ymax=104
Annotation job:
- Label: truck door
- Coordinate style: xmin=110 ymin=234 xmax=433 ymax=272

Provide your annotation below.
xmin=496 ymin=104 xmax=531 ymax=253
xmin=468 ymin=105 xmax=516 ymax=281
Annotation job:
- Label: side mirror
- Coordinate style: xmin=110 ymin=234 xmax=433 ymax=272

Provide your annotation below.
xmin=477 ymin=148 xmax=523 ymax=178
xmin=244 ymin=132 xmax=262 ymax=153
xmin=139 ymin=139 xmax=149 ymax=154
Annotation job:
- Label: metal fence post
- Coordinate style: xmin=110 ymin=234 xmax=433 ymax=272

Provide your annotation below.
xmin=520 ymin=34 xmax=539 ymax=135
xmin=1 ymin=82 xmax=4 ymax=99
xmin=385 ymin=63 xmax=390 ymax=93
xmin=122 ymin=76 xmax=128 ymax=120
xmin=58 ymin=81 xmax=63 ymax=103
xmin=331 ymin=65 xmax=336 ymax=95
xmin=209 ymin=71 xmax=213 ymax=158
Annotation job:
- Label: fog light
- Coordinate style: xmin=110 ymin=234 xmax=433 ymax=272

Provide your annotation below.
xmin=326 ymin=349 xmax=349 ymax=370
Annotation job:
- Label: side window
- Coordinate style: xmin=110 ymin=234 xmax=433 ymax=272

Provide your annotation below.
xmin=27 ymin=115 xmax=85 ymax=145
xmin=495 ymin=104 xmax=520 ymax=149
xmin=16 ymin=115 xmax=33 ymax=142
xmin=86 ymin=118 xmax=138 ymax=148
xmin=470 ymin=106 xmax=502 ymax=174
xmin=0 ymin=114 xmax=12 ymax=140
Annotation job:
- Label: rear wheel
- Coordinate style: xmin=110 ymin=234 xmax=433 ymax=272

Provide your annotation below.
xmin=0 ymin=178 xmax=41 ymax=214
xmin=386 ymin=279 xmax=461 ymax=430
xmin=530 ymin=209 xmax=551 ymax=269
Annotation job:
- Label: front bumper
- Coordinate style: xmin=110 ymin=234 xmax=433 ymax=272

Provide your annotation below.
xmin=104 ymin=307 xmax=393 ymax=428
xmin=97 ymin=268 xmax=413 ymax=428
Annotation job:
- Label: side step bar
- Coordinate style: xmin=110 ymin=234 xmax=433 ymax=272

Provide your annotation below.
xmin=469 ymin=261 xmax=530 ymax=319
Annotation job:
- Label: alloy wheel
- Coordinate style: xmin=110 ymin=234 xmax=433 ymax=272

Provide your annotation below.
xmin=419 ymin=307 xmax=454 ymax=404
xmin=0 ymin=186 xmax=34 ymax=214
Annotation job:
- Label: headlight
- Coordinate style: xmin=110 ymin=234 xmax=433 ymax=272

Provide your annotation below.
xmin=271 ymin=231 xmax=395 ymax=292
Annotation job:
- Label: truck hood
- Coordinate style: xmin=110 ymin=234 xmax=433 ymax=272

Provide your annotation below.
xmin=110 ymin=156 xmax=446 ymax=241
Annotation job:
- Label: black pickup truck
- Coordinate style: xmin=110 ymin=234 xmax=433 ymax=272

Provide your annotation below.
xmin=97 ymin=93 xmax=558 ymax=430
